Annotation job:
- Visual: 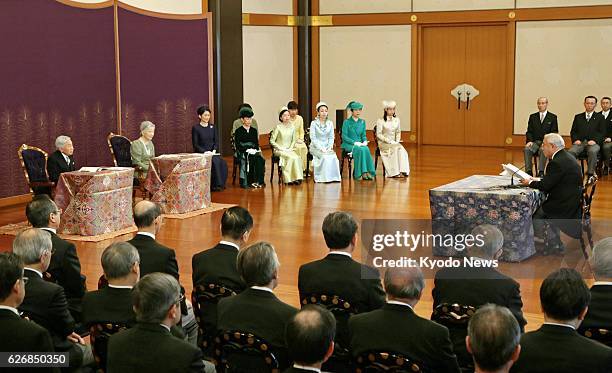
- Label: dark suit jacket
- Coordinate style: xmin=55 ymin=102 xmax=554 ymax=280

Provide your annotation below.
xmin=511 ymin=324 xmax=612 ymax=373
xmin=348 ymin=303 xmax=460 ymax=373
xmin=107 ymin=322 xmax=204 ymax=373
xmin=82 ymin=286 xmax=135 ymax=327
xmin=600 ymin=111 xmax=612 ymax=139
xmin=127 ymin=234 xmax=179 ymax=279
xmin=579 ymin=284 xmax=612 ymax=331
xmin=44 ymin=230 xmax=86 ymax=307
xmin=192 ymin=242 xmax=245 ymax=292
xmin=570 ymin=112 xmax=604 ymax=145
xmin=432 ymin=266 xmax=527 ymax=366
xmin=0 ymin=308 xmax=58 ymax=373
xmin=526 ymin=111 xmax=558 ymax=143
xmin=529 ymin=149 xmax=582 ymax=219
xmin=283 ymin=367 xmax=317 ymax=373
xmin=47 ymin=150 xmax=75 ymax=183
xmin=217 ymin=288 xmax=298 ymax=369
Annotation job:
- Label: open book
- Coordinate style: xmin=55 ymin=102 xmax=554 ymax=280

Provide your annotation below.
xmin=79 ymin=166 xmax=133 ymax=172
xmin=499 ymin=164 xmax=531 ymax=181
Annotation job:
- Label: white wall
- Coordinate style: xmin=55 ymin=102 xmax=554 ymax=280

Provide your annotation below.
xmin=320 ymin=26 xmax=411 ymax=131
xmin=319 ymin=0 xmax=412 ymax=14
xmin=514 ymin=19 xmax=612 ymax=135
xmin=243 ymin=26 xmax=294 ymax=135
xmin=242 ymin=0 xmax=293 ymax=14
xmin=516 ymin=0 xmax=612 ymax=8
xmin=413 ymin=0 xmax=513 ymax=12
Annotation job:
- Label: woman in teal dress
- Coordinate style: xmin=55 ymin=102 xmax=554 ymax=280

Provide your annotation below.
xmin=341 ymin=101 xmax=375 ymax=180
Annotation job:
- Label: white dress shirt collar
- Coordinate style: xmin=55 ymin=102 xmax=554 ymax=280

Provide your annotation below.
xmin=602 ymin=110 xmax=610 ymax=119
xmin=250 ymin=286 xmax=274 ymax=293
xmin=137 ymin=232 xmax=156 ymax=240
xmin=539 ymin=110 xmax=547 ymax=120
xmin=292 ymin=364 xmax=321 ymax=372
xmin=593 ymin=281 xmax=612 ymax=286
xmin=108 ymin=284 xmax=133 ymax=289
xmin=62 ymin=152 xmax=71 ymax=164
xmin=551 ymin=148 xmax=563 ymax=159
xmin=40 ymin=227 xmax=57 ymax=234
xmin=328 ymin=251 xmax=352 ymax=258
xmin=24 ymin=267 xmax=43 ymax=278
xmin=219 ymin=240 xmax=240 ymax=250
xmin=0 ymin=305 xmax=20 ymax=316
xmin=544 ymin=322 xmax=575 ymax=330
xmin=159 ymin=324 xmax=171 ymax=332
xmin=386 ymin=300 xmax=414 ymax=310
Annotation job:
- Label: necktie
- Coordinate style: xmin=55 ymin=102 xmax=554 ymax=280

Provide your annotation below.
xmin=587 ymin=113 xmax=591 ymax=122
xmin=540 ymin=113 xmax=544 ymax=123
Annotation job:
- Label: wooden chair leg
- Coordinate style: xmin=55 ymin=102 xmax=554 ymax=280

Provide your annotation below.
xmin=278 ymin=163 xmax=282 ymax=184
xmin=270 ymin=159 xmax=274 ymax=183
xmin=348 ymin=159 xmax=352 ymax=179
xmin=232 ymin=157 xmax=238 ymax=185
xmin=340 ymin=156 xmax=345 ymax=176
xmin=374 ymin=152 xmax=378 ymax=170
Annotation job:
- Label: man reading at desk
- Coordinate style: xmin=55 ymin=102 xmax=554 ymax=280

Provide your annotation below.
xmin=520 ymin=133 xmax=582 ymax=255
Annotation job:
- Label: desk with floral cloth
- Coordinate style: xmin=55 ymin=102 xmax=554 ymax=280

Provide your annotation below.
xmin=144 ymin=153 xmax=212 ymax=214
xmin=429 ymin=175 xmax=545 ymax=262
xmin=55 ymin=168 xmax=135 ymax=236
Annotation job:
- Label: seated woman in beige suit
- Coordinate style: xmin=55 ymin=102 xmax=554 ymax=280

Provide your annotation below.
xmin=131 ymin=121 xmax=156 ymax=179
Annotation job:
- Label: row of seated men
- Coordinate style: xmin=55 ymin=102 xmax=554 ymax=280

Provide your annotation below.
xmin=3 ymin=199 xmax=612 ymax=372
xmin=524 ymin=95 xmax=612 ymax=177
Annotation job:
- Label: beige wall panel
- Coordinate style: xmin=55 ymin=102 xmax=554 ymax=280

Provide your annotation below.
xmin=319 ymin=0 xmax=412 ymax=14
xmin=517 ymin=0 xmax=612 ymax=8
xmin=514 ymin=19 xmax=612 ymax=136
xmin=413 ymin=0 xmax=513 ymax=12
xmin=242 ymin=0 xmax=293 ymax=15
xmin=243 ymin=26 xmax=294 ymax=135
xmin=320 ymin=26 xmax=411 ymax=131
xmin=70 ymin=0 xmax=109 ymax=3
xmin=120 ymin=0 xmax=201 ymax=14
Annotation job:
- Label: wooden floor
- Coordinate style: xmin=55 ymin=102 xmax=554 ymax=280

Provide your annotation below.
xmin=1 ymin=145 xmax=611 ymax=332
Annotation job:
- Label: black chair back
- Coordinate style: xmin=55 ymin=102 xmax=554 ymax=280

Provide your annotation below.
xmin=17 ymin=144 xmax=55 ymax=195
xmin=214 ymin=330 xmax=280 ymax=373
xmin=90 ymin=322 xmax=129 ymax=372
xmin=97 ymin=274 xmax=109 ymax=289
xmin=192 ymin=283 xmax=237 ymax=355
xmin=269 ymin=131 xmax=282 ymax=183
xmin=431 ymin=303 xmax=477 ymax=327
xmin=580 ymin=327 xmax=612 ymax=347
xmin=354 ymin=350 xmax=430 ymax=373
xmin=107 ymin=133 xmax=132 ymax=167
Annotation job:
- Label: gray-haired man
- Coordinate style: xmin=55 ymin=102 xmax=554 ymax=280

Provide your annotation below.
xmin=47 ymin=135 xmax=75 ymax=183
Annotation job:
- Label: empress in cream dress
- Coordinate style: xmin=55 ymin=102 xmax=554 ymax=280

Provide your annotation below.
xmin=270 ymin=123 xmax=304 ymax=183
xmin=289 ymin=114 xmax=309 ymax=170
xmin=375 ymin=117 xmax=410 ymax=177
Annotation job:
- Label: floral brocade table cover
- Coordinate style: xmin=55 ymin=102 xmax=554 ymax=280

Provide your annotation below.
xmin=55 ymin=168 xmax=135 ymax=236
xmin=144 ymin=153 xmax=212 ymax=214
xmin=429 ymin=175 xmax=545 ymax=262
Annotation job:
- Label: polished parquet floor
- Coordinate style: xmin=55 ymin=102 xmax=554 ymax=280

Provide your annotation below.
xmin=1 ymin=145 xmax=611 ymax=332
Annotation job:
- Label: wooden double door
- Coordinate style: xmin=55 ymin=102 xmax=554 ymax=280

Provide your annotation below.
xmin=420 ymin=24 xmax=509 ymax=146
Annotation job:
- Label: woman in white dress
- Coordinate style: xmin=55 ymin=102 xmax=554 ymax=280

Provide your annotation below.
xmin=309 ymin=102 xmax=341 ymax=183
xmin=375 ymin=100 xmax=410 ymax=177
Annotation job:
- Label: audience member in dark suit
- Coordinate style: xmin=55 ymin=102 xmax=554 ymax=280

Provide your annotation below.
xmin=107 ymin=273 xmax=204 ymax=373
xmin=283 ymin=305 xmax=336 ymax=373
xmin=47 ymin=135 xmax=76 ymax=183
xmin=599 ymin=97 xmax=612 ymax=174
xmin=26 ymin=194 xmax=86 ymax=322
xmin=579 ymin=237 xmax=612 ymax=333
xmin=349 ymin=267 xmax=461 ymax=373
xmin=433 ymin=224 xmax=526 ymax=368
xmin=522 ymin=133 xmax=583 ymax=254
xmin=127 ymin=200 xmax=197 ymax=344
xmin=524 ymin=97 xmax=558 ymax=177
xmin=298 ymin=211 xmax=385 ymax=353
xmin=511 ymin=268 xmax=612 ymax=373
xmin=0 ymin=252 xmax=58 ymax=373
xmin=467 ymin=304 xmax=521 ymax=373
xmin=13 ymin=228 xmax=93 ymax=370
xmin=217 ymin=242 xmax=298 ymax=370
xmin=568 ymin=95 xmax=605 ymax=176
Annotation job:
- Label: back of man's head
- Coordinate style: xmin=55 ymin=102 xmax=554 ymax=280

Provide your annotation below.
xmin=540 ymin=268 xmax=590 ymax=322
xmin=285 ymin=305 xmax=336 ymax=366
xmin=322 ymin=211 xmax=358 ymax=250
xmin=467 ymin=304 xmax=520 ymax=372
xmin=592 ymin=238 xmax=612 ymax=280
xmin=133 ymin=201 xmax=162 ymax=229
xmin=101 ymin=242 xmax=140 ymax=281
xmin=470 ymin=224 xmax=503 ymax=259
xmin=236 ymin=242 xmax=279 ymax=287
xmin=221 ymin=206 xmax=253 ymax=240
xmin=384 ymin=267 xmax=424 ymax=301
xmin=25 ymin=194 xmax=56 ymax=228
xmin=132 ymin=273 xmax=181 ymax=324
xmin=12 ymin=228 xmax=52 ymax=266
xmin=0 ymin=253 xmax=24 ymax=303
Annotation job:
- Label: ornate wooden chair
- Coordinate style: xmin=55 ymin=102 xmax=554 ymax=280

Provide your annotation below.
xmin=303 ymin=126 xmax=314 ymax=179
xmin=372 ymin=125 xmax=385 ymax=176
xmin=431 ymin=303 xmax=477 ymax=326
xmin=90 ymin=322 xmax=129 ymax=372
xmin=580 ymin=327 xmax=612 ymax=347
xmin=213 ymin=330 xmax=280 ymax=373
xmin=17 ymin=144 xmax=55 ymax=196
xmin=268 ymin=131 xmax=283 ymax=184
xmin=231 ymin=133 xmax=239 ymax=185
xmin=579 ymin=174 xmax=597 ymax=261
xmin=192 ymin=283 xmax=237 ymax=357
xmin=354 ymin=350 xmax=429 ymax=373
xmin=107 ymin=132 xmax=147 ymax=199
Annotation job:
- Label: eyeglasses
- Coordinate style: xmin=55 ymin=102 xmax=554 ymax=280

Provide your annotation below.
xmin=176 ymin=293 xmax=185 ymax=305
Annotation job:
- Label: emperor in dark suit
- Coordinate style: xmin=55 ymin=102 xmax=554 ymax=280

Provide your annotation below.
xmin=46 ymin=136 xmax=75 ymax=183
xmin=568 ymin=96 xmax=605 ymax=175
xmin=599 ymin=96 xmax=612 ymax=174
xmin=524 ymin=97 xmax=558 ymax=176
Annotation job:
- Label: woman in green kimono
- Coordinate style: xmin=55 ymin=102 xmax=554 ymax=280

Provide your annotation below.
xmin=270 ymin=106 xmax=304 ymax=184
xmin=341 ymin=101 xmax=375 ymax=180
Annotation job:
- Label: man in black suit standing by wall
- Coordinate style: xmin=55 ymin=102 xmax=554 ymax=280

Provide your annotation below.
xmin=107 ymin=273 xmax=204 ymax=372
xmin=578 ymin=237 xmax=612 ymax=333
xmin=0 ymin=253 xmax=57 ymax=373
xmin=524 ymin=97 xmax=558 ymax=177
xmin=349 ymin=267 xmax=460 ymax=373
xmin=25 ymin=194 xmax=86 ymax=322
xmin=599 ymin=97 xmax=612 ymax=175
xmin=568 ymin=95 xmax=604 ymax=176
xmin=521 ymin=133 xmax=583 ymax=254
xmin=47 ymin=135 xmax=76 ymax=183
xmin=511 ymin=269 xmax=612 ymax=373
xmin=217 ymin=242 xmax=298 ymax=370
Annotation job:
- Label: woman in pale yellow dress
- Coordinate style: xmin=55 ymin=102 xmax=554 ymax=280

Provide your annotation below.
xmin=287 ymin=100 xmax=309 ymax=172
xmin=270 ymin=107 xmax=304 ymax=184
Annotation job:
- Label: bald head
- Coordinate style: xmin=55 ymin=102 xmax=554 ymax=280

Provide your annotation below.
xmin=133 ymin=200 xmax=162 ymax=229
xmin=285 ymin=305 xmax=336 ymax=366
xmin=384 ymin=267 xmax=425 ymax=302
